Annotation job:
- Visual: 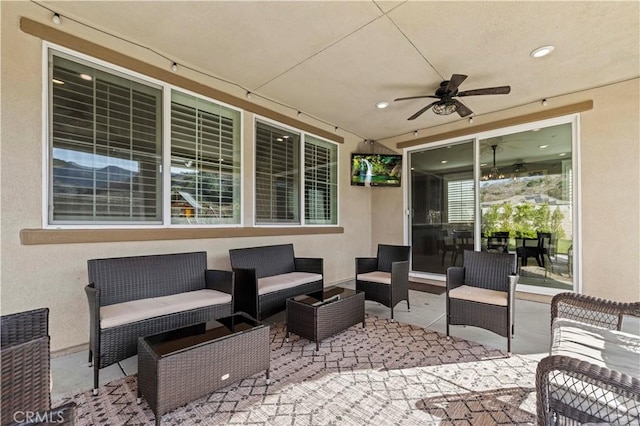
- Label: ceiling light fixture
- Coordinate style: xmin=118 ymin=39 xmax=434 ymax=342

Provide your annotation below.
xmin=246 ymin=91 xmax=251 ymax=99
xmin=52 ymin=13 xmax=61 ymax=25
xmin=297 ymin=111 xmax=301 ymax=118
xmin=413 ymin=130 xmax=418 ymax=136
xmin=79 ymin=73 xmax=93 ymax=81
xmin=468 ymin=117 xmax=473 ymax=124
xmin=538 ymin=144 xmax=549 ymax=149
xmin=171 ymin=63 xmax=178 ymax=72
xmin=52 ymin=78 xmax=65 ymax=85
xmin=530 ymin=45 xmax=555 ymax=58
xmin=542 ymin=99 xmax=548 ymax=106
xmin=482 ymin=145 xmax=504 ymax=181
xmin=441 ymin=160 xmax=448 ymax=164
xmin=375 ymin=101 xmax=389 ymax=109
xmin=559 ymin=153 xmax=567 ymax=157
xmin=432 ymin=102 xmax=457 ymax=116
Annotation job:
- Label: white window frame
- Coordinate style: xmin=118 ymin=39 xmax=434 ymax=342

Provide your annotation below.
xmin=253 ymin=115 xmax=339 ymax=227
xmin=42 ymin=43 xmax=243 ymax=229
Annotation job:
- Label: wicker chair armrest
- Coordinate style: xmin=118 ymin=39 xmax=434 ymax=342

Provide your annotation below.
xmin=551 ymin=292 xmax=640 ymax=331
xmin=294 ymin=257 xmax=323 ymax=275
xmin=536 ymin=354 xmax=640 ymax=425
xmin=1 ymin=308 xmax=49 ymax=347
xmin=355 ymin=257 xmax=378 ymax=275
xmin=390 ymin=260 xmax=409 ymax=296
xmin=205 ymin=269 xmax=234 ymax=295
xmin=232 ymin=267 xmax=259 ymax=319
xmin=446 ymin=266 xmax=465 ymax=290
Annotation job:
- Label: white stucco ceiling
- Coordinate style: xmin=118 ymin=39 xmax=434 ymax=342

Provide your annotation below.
xmin=42 ymin=1 xmax=639 ymax=141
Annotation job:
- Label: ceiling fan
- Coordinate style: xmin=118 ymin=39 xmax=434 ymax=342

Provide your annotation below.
xmin=394 ymin=74 xmax=511 ymax=120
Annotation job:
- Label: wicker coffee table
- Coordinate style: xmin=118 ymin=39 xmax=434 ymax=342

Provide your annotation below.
xmin=137 ymin=313 xmax=270 ymax=425
xmin=286 ymin=286 xmax=365 ymax=351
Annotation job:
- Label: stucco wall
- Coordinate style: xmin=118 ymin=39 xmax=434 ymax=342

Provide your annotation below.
xmin=374 ymin=79 xmax=640 ymax=302
xmin=1 ymin=2 xmax=638 ymax=353
xmin=0 ymin=2 xmax=373 ymax=351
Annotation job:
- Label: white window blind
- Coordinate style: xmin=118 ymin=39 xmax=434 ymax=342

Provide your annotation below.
xmin=170 ymin=91 xmax=241 ymax=224
xmin=50 ymin=54 xmax=162 ymax=224
xmin=447 ymin=179 xmax=474 ymax=223
xmin=255 ymin=121 xmax=300 ymax=224
xmin=304 ymin=136 xmax=337 ymax=224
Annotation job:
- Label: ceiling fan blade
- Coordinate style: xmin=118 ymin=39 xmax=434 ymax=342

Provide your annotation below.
xmin=445 ymin=74 xmax=468 ymax=93
xmin=408 ymin=101 xmax=439 ymax=120
xmin=452 ymin=99 xmax=473 ymax=117
xmin=457 ymin=86 xmax=511 ymax=96
xmin=394 ymin=95 xmax=440 ymax=102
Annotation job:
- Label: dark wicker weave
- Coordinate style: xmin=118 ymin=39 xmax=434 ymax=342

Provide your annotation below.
xmin=85 ymin=252 xmax=234 ymax=392
xmin=0 ymin=308 xmax=76 ymax=426
xmin=137 ymin=313 xmax=270 ymax=426
xmin=536 ymin=293 xmax=640 ymax=425
xmin=355 ymin=244 xmax=410 ymax=321
xmin=229 ymin=244 xmax=323 ymax=320
xmin=286 ymin=287 xmax=365 ymax=351
xmin=446 ymin=250 xmax=518 ymax=353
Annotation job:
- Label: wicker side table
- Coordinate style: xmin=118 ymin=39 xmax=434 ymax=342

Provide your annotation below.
xmin=286 ymin=286 xmax=365 ymax=351
xmin=137 ymin=313 xmax=270 ymax=425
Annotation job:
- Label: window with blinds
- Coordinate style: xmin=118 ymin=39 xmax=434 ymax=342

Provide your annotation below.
xmin=447 ymin=179 xmax=475 ymax=222
xmin=170 ymin=91 xmax=241 ymax=224
xmin=305 ymin=136 xmax=337 ymax=225
xmin=50 ymin=54 xmax=162 ymax=224
xmin=255 ymin=121 xmax=300 ymax=224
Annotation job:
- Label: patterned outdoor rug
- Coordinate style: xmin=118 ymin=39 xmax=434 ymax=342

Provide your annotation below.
xmin=59 ymin=316 xmax=537 ymax=425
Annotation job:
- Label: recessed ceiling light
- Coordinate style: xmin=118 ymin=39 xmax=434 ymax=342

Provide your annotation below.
xmin=538 ymin=144 xmax=549 ymax=149
xmin=440 ymin=160 xmax=447 ymax=164
xmin=52 ymin=78 xmax=65 ymax=85
xmin=79 ymin=73 xmax=93 ymax=81
xmin=376 ymin=101 xmax=390 ymax=109
xmin=530 ymin=45 xmax=555 ymax=58
xmin=558 ymin=153 xmax=567 ymax=157
xmin=480 ymin=163 xmax=487 ymax=167
xmin=276 ymin=138 xmax=283 ymax=142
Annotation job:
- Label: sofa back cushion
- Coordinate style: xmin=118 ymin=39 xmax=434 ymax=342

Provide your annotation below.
xmin=88 ymin=251 xmax=207 ymax=306
xmin=229 ymin=244 xmax=295 ymax=279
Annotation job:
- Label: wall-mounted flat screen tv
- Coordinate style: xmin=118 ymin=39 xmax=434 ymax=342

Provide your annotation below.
xmin=351 ymin=153 xmax=402 ymax=187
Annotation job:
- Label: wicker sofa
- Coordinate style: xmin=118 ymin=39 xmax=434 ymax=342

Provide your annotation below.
xmin=85 ymin=251 xmax=233 ymax=394
xmin=536 ymin=292 xmax=640 ymax=425
xmin=0 ymin=308 xmax=76 ymax=426
xmin=229 ymin=244 xmax=323 ymax=320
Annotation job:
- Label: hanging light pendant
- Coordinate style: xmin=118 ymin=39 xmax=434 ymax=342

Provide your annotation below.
xmin=482 ymin=145 xmax=504 ymax=180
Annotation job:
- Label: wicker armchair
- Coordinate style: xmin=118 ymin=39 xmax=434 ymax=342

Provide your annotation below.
xmin=536 ymin=293 xmax=640 ymax=425
xmin=355 ymin=244 xmax=410 ymax=321
xmin=446 ymin=250 xmax=518 ymax=354
xmin=0 ymin=308 xmax=75 ymax=426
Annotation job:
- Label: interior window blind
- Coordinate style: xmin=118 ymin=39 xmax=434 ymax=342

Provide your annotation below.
xmin=50 ymin=54 xmax=162 ymax=223
xmin=170 ymin=91 xmax=241 ymax=224
xmin=255 ymin=121 xmax=300 ymax=224
xmin=447 ymin=179 xmax=475 ymax=223
xmin=304 ymin=136 xmax=337 ymax=224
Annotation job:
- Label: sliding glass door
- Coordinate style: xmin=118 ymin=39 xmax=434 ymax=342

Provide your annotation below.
xmin=409 ymin=140 xmax=475 ymax=275
xmin=407 ymin=119 xmax=576 ymax=293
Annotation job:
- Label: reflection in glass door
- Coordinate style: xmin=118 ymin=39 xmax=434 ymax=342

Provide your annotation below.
xmin=479 ymin=123 xmax=574 ymax=291
xmin=409 ymin=140 xmax=475 ymax=275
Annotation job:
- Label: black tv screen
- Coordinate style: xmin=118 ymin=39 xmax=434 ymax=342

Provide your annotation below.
xmin=351 ymin=153 xmax=402 ymax=187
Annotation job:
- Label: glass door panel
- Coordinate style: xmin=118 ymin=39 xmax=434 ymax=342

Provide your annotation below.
xmin=409 ymin=140 xmax=475 ymax=275
xmin=479 ymin=123 xmax=573 ymax=291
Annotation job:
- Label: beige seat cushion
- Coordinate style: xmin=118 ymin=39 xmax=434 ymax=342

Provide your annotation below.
xmin=356 ymin=271 xmax=391 ymax=285
xmin=258 ymin=272 xmax=322 ymax=295
xmin=100 ymin=289 xmax=232 ymax=329
xmin=448 ymin=285 xmax=508 ymax=306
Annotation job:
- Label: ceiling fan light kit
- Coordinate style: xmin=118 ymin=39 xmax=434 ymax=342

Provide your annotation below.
xmin=394 ymin=74 xmax=511 ymax=120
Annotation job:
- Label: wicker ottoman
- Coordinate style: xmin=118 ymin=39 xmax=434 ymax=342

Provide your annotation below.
xmin=286 ymin=286 xmax=365 ymax=351
xmin=137 ymin=313 xmax=270 ymax=425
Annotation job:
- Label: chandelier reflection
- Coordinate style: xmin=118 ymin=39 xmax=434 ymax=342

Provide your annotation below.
xmin=482 ymin=144 xmax=505 ymax=180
